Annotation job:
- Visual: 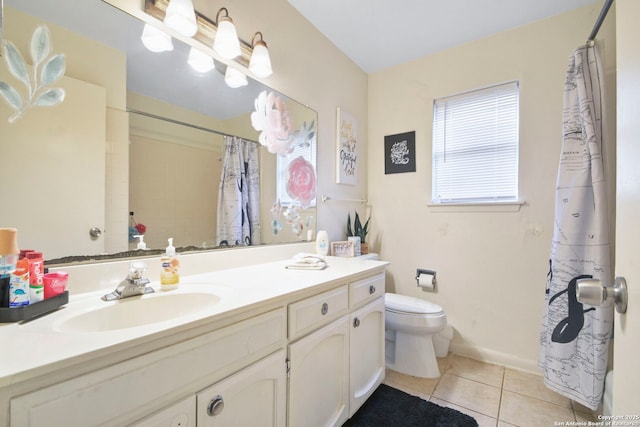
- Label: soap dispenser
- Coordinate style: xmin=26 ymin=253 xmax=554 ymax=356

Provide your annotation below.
xmin=160 ymin=238 xmax=180 ymax=290
xmin=134 ymin=235 xmax=147 ymax=250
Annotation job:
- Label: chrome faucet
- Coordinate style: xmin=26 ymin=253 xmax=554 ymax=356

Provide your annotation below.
xmin=102 ymin=261 xmax=155 ymax=301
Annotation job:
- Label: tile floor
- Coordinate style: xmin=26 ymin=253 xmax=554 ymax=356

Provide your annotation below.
xmin=383 ymin=354 xmax=599 ymax=427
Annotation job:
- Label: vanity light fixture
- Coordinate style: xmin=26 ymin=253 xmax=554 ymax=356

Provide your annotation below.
xmin=141 ymin=23 xmax=174 ymax=52
xmin=224 ymin=66 xmax=248 ymax=88
xmin=144 ymin=0 xmax=274 ymax=77
xmin=163 ymin=0 xmax=198 ymax=37
xmin=248 ymin=32 xmax=272 ymax=78
xmin=187 ymin=46 xmax=215 ymax=73
xmin=213 ymin=8 xmax=241 ymax=59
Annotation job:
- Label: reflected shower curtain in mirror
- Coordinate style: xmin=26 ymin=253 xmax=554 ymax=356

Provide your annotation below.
xmin=216 ymin=136 xmax=261 ymax=246
xmin=539 ymin=44 xmax=613 ymax=411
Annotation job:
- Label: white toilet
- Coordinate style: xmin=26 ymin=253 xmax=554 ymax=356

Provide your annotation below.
xmin=384 ymin=293 xmax=450 ymax=378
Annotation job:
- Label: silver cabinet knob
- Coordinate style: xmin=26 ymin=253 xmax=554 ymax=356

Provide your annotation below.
xmin=207 ymin=395 xmax=224 ymax=416
xmin=321 ymin=302 xmax=328 ymax=315
xmin=369 ymin=285 xmax=376 ymax=295
xmin=89 ymin=227 xmax=102 ymax=238
xmin=353 ymin=317 xmax=360 ymax=328
xmin=577 ymin=276 xmax=628 ymax=314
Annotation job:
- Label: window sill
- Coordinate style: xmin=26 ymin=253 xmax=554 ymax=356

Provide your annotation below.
xmin=427 ymin=200 xmax=525 ymax=213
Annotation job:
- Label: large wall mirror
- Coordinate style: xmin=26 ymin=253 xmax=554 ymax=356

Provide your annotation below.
xmin=0 ymin=0 xmax=318 ymax=263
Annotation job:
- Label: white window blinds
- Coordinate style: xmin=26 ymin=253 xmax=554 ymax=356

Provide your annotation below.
xmin=432 ymin=81 xmax=519 ymax=204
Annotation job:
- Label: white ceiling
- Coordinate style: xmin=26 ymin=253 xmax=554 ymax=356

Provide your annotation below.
xmin=288 ymin=0 xmax=602 ymax=73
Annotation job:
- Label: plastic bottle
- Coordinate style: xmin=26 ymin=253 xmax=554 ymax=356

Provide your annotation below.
xmin=315 ymin=230 xmax=329 ymax=256
xmin=160 ymin=238 xmax=180 ymax=290
xmin=9 ymin=258 xmax=30 ymax=307
xmin=25 ymin=251 xmax=44 ymax=303
xmin=135 ymin=235 xmax=147 ymax=250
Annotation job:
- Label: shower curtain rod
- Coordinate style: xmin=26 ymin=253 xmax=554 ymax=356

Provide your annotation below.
xmin=126 ymin=108 xmax=259 ymax=144
xmin=587 ymin=0 xmax=614 ymax=44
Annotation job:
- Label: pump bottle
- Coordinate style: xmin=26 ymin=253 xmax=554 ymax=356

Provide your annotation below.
xmin=160 ymin=238 xmax=180 ymax=290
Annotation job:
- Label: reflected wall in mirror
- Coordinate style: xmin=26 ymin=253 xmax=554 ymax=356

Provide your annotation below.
xmin=0 ymin=0 xmax=317 ymax=262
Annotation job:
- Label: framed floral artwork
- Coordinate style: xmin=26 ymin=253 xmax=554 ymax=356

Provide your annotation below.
xmin=336 ymin=108 xmax=358 ymax=185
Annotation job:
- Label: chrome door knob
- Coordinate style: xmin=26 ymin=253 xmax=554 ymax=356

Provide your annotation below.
xmin=577 ymin=276 xmax=628 ymax=314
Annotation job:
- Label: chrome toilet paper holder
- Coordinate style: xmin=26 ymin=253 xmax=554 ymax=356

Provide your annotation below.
xmin=416 ymin=269 xmax=437 ymax=290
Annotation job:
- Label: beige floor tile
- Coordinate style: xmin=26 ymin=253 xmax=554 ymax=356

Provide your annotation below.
xmin=572 ymin=400 xmax=598 ymax=417
xmin=383 ymin=368 xmax=439 ymax=400
xmin=438 ymin=353 xmax=453 ymax=373
xmin=503 ymin=369 xmax=571 ymax=409
xmin=499 ymin=390 xmax=575 ymax=427
xmin=448 ymin=354 xmax=505 ymax=387
xmin=497 ymin=422 xmax=518 ymax=427
xmin=430 ymin=396 xmax=497 ymax=427
xmin=433 ymin=372 xmax=502 ymax=418
xmin=575 ymin=410 xmax=598 ymax=422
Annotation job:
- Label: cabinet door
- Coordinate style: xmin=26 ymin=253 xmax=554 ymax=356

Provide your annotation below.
xmin=288 ymin=316 xmax=349 ymax=427
xmin=131 ymin=396 xmax=195 ymax=427
xmin=196 ymin=350 xmax=286 ymax=427
xmin=349 ymin=297 xmax=385 ymax=416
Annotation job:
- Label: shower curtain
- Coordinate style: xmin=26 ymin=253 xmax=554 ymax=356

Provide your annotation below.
xmin=216 ymin=136 xmax=261 ymax=246
xmin=539 ymin=44 xmax=613 ymax=410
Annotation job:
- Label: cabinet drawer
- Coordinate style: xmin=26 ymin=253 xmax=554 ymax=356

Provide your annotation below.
xmin=288 ymin=285 xmax=348 ymax=340
xmin=349 ymin=273 xmax=385 ymax=309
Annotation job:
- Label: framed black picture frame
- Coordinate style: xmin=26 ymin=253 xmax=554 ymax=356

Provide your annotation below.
xmin=384 ymin=131 xmax=416 ymax=174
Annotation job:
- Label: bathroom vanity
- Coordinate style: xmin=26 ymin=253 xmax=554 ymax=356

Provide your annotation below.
xmin=0 ymin=253 xmax=386 ymax=426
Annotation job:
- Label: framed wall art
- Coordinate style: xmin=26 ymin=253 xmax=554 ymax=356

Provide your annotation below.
xmin=336 ymin=108 xmax=358 ymax=185
xmin=331 ymin=240 xmax=355 ymax=257
xmin=384 ymin=131 xmax=416 ymax=174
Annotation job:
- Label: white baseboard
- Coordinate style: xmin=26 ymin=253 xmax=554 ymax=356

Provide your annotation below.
xmin=449 ymin=342 xmax=541 ymax=375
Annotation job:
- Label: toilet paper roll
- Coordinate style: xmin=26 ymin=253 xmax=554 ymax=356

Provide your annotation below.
xmin=417 ymin=273 xmax=435 ymax=291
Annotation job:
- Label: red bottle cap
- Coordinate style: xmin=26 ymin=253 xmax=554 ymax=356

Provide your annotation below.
xmin=25 ymin=251 xmax=43 ymax=259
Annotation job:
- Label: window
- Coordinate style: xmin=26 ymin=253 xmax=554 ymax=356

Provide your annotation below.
xmin=432 ymin=81 xmax=519 ymax=204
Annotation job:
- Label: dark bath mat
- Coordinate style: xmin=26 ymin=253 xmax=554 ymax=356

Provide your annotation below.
xmin=343 ymin=383 xmax=478 ymax=427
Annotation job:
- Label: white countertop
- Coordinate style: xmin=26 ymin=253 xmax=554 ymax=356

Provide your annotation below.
xmin=0 ymin=255 xmax=387 ymax=388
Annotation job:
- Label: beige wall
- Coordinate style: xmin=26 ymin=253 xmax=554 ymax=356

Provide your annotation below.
xmin=368 ymin=4 xmax=616 ymax=371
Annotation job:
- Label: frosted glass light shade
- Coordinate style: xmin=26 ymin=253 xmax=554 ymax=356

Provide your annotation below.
xmin=164 ymin=0 xmax=198 ymax=37
xmin=224 ymin=66 xmax=248 ymax=88
xmin=141 ymin=24 xmax=173 ymax=52
xmin=249 ymin=42 xmax=272 ymax=78
xmin=188 ymin=47 xmax=215 ymax=73
xmin=213 ymin=19 xmax=241 ymax=59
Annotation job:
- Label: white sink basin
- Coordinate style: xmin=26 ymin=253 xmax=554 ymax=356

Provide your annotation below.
xmin=54 ymin=292 xmax=221 ymax=333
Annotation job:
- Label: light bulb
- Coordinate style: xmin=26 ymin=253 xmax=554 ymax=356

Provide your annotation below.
xmin=164 ymin=0 xmax=198 ymax=37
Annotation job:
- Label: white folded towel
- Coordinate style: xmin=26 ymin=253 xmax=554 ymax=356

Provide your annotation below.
xmin=285 ymin=253 xmax=327 ymax=270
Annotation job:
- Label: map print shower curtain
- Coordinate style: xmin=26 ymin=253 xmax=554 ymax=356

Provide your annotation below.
xmin=216 ymin=136 xmax=261 ymax=247
xmin=539 ymin=44 xmax=613 ymax=411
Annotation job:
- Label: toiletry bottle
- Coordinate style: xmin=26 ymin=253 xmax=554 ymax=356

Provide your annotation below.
xmin=160 ymin=238 xmax=180 ymax=290
xmin=135 ymin=235 xmax=147 ymax=250
xmin=25 ymin=251 xmax=44 ymax=303
xmin=9 ymin=258 xmax=30 ymax=308
xmin=316 ymin=230 xmax=329 ymax=256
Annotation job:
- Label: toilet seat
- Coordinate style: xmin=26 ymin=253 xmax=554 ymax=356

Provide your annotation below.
xmin=385 ymin=293 xmax=444 ymax=316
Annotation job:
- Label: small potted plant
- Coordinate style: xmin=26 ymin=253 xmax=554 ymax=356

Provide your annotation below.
xmin=347 ymin=211 xmax=370 ymax=255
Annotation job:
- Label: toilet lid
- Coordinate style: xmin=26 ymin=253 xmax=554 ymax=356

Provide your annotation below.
xmin=385 ymin=293 xmax=444 ymax=315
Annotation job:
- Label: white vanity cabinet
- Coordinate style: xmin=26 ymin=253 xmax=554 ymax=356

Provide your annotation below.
xmin=4 ymin=262 xmax=387 ymax=427
xmin=10 ymin=309 xmax=286 ymax=427
xmin=287 ymin=285 xmax=350 ymax=427
xmin=348 ymin=273 xmax=386 ymax=416
xmin=196 ymin=350 xmax=287 ymax=426
xmin=287 ymin=272 xmax=386 ymax=427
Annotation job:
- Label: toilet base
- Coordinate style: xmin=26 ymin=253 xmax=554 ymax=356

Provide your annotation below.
xmin=385 ymin=330 xmax=441 ymax=378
